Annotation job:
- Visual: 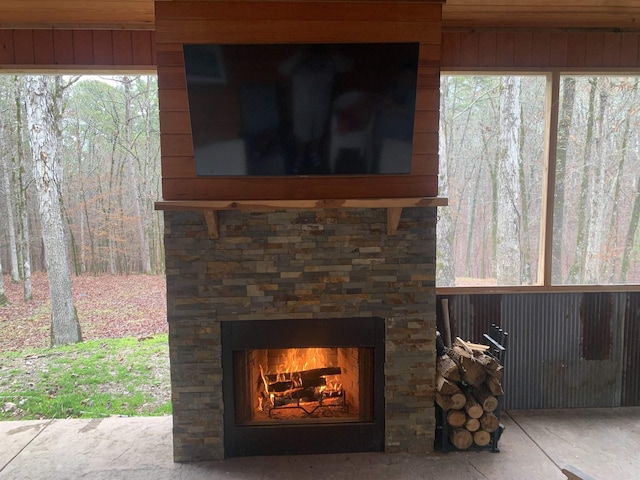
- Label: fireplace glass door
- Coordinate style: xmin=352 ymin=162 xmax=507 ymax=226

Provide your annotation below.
xmin=222 ymin=318 xmax=384 ymax=456
xmin=234 ymin=347 xmax=373 ymax=424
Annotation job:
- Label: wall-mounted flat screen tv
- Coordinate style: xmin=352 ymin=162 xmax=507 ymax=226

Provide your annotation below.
xmin=183 ymin=42 xmax=419 ymax=176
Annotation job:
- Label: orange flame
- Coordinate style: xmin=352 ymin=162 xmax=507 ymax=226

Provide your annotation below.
xmin=262 ymin=348 xmax=342 ymax=393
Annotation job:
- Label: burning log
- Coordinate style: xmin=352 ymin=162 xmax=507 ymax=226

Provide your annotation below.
xmin=267 ymin=377 xmax=327 ymax=393
xmin=258 ymin=361 xmax=346 ymax=416
xmin=271 ymin=387 xmax=313 ymax=406
xmin=263 ymin=367 xmax=341 ymax=384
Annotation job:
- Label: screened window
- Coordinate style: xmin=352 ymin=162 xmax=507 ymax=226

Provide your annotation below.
xmin=438 ymin=74 xmax=640 ymax=288
xmin=438 ymin=75 xmax=546 ymax=287
xmin=553 ymin=76 xmax=640 ymax=285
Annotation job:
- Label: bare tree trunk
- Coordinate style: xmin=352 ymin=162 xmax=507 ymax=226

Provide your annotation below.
xmin=584 ymin=85 xmax=609 ymax=283
xmin=19 ymin=197 xmax=33 ymax=301
xmin=606 ymin=85 xmax=635 ymax=283
xmin=489 ymin=141 xmax=500 ymax=279
xmin=14 ymin=76 xmax=32 ymax=301
xmin=437 ymin=77 xmax=455 ymax=286
xmin=464 ymin=162 xmax=483 ymax=278
xmin=0 ymin=118 xmax=21 ymax=283
xmin=105 ymin=138 xmax=119 ymax=275
xmin=123 ymin=76 xmax=152 ymax=274
xmin=142 ymin=77 xmax=158 ymax=274
xmin=518 ymin=104 xmax=532 ymax=282
xmin=79 ymin=205 xmax=86 ymax=273
xmin=496 ymin=76 xmax=523 ymax=284
xmin=567 ymin=78 xmax=598 ymax=283
xmin=25 ymin=75 xmax=82 ymax=346
xmin=552 ymin=77 xmax=576 ymax=283
xmin=621 ymin=173 xmax=640 ymax=283
xmin=0 ymin=256 xmax=7 ymax=305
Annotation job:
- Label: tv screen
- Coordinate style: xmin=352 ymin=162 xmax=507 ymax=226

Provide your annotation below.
xmin=183 ymin=42 xmax=419 ymax=176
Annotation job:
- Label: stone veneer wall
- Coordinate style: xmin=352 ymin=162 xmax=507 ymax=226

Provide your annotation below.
xmin=165 ymin=207 xmax=437 ymax=461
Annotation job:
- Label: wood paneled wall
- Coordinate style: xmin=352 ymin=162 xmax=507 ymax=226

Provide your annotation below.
xmin=0 ymin=29 xmax=156 ymax=69
xmin=442 ymin=30 xmax=640 ymax=70
xmin=155 ymin=1 xmax=443 ymax=201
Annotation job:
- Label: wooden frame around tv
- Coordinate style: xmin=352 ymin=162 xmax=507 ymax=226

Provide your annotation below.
xmin=155 ymin=0 xmax=444 ymax=201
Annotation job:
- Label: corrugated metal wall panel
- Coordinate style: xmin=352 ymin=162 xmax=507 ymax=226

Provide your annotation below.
xmin=623 ymin=293 xmax=640 ymax=405
xmin=439 ymin=292 xmax=631 ymax=410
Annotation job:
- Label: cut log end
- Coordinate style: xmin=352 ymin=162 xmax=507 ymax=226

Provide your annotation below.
xmin=447 ymin=409 xmax=467 ymax=428
xmin=465 ymin=417 xmax=480 ymax=432
xmin=473 ymin=430 xmax=492 ymax=447
xmin=451 ymin=392 xmax=466 ymax=410
xmin=436 ymin=373 xmax=462 ymax=396
xmin=472 ymin=387 xmax=499 ymax=413
xmin=450 ymin=427 xmax=473 ymax=450
xmin=437 ymin=353 xmax=461 ymax=382
xmin=480 ymin=412 xmax=500 ymax=433
xmin=465 ymin=393 xmax=484 ymax=419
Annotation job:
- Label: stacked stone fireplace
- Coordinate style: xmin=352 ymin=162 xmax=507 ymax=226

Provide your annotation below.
xmin=165 ymin=206 xmax=437 ymax=461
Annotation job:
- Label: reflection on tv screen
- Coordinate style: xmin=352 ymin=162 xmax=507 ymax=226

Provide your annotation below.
xmin=183 ymin=42 xmax=419 ymax=177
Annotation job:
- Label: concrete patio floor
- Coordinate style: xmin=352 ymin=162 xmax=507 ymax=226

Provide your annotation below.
xmin=1 ymin=407 xmax=638 ymax=480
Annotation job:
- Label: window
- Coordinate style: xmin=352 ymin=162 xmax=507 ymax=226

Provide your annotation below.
xmin=438 ymin=75 xmax=546 ymax=287
xmin=438 ymin=73 xmax=640 ymax=289
xmin=553 ymin=76 xmax=640 ymax=285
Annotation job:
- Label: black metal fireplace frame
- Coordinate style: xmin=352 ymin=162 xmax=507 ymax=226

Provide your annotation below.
xmin=221 ymin=317 xmax=385 ymax=457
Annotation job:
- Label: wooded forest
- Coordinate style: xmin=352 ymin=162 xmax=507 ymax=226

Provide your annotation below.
xmin=438 ymin=74 xmax=640 ymax=287
xmin=0 ymin=75 xmax=162 ymax=296
xmin=2 ymin=72 xmax=639 ymax=303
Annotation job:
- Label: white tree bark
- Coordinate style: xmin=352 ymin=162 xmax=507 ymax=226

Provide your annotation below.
xmin=123 ymin=76 xmax=151 ymax=274
xmin=584 ymin=86 xmax=609 ymax=283
xmin=496 ymin=76 xmax=523 ymax=284
xmin=0 ymin=117 xmax=21 ymax=283
xmin=19 ymin=196 xmax=33 ymax=301
xmin=14 ymin=75 xmax=33 ymax=301
xmin=437 ymin=77 xmax=455 ymax=286
xmin=0 ymin=255 xmax=7 ymax=305
xmin=25 ymin=75 xmax=82 ymax=345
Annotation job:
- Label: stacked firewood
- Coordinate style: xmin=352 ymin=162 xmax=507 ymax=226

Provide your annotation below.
xmin=436 ymin=337 xmax=504 ymax=450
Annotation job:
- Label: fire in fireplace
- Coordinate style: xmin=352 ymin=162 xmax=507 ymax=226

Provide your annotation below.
xmin=222 ymin=318 xmax=384 ymax=456
xmin=236 ymin=346 xmax=371 ymax=424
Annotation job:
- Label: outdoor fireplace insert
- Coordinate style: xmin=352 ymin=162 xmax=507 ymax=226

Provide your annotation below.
xmin=222 ymin=317 xmax=385 ymax=456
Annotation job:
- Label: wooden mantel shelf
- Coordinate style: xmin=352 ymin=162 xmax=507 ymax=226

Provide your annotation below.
xmin=154 ymin=197 xmax=447 ymax=211
xmin=154 ymin=197 xmax=448 ymax=238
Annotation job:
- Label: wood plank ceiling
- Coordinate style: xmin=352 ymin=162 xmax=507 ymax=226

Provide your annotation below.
xmin=0 ymin=1 xmax=639 ymax=31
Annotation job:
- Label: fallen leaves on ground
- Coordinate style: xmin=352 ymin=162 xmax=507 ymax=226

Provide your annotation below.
xmin=0 ymin=273 xmax=167 ymax=352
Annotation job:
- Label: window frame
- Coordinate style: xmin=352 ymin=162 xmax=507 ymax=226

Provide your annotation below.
xmin=437 ymin=70 xmax=640 ymax=294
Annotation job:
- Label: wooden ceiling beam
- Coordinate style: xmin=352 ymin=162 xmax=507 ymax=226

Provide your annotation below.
xmin=0 ymin=1 xmax=155 ymax=30
xmin=1 ymin=1 xmax=639 ymax=31
xmin=442 ymin=1 xmax=640 ymax=30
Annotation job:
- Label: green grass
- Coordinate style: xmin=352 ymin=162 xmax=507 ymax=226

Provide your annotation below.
xmin=0 ymin=335 xmax=171 ymax=420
